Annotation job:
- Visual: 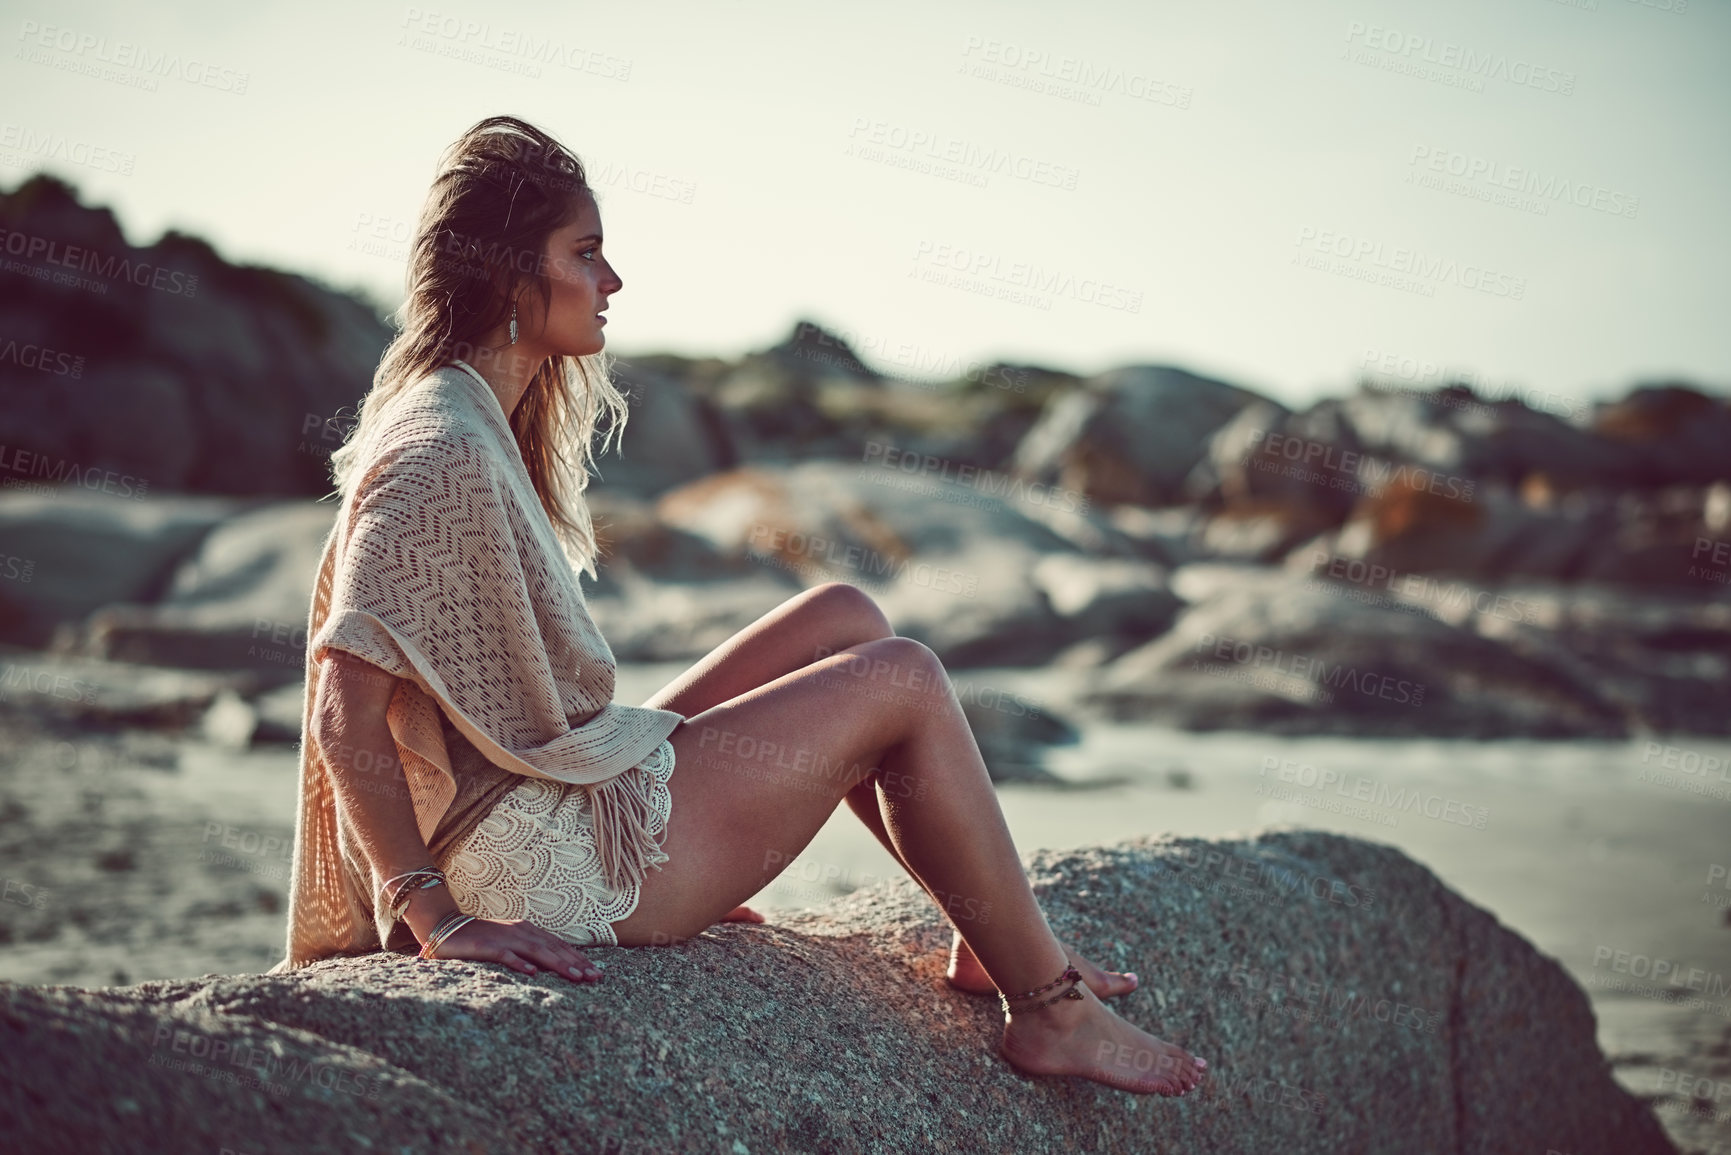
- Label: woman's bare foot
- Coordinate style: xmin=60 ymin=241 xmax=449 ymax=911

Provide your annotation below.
xmin=946 ymin=931 xmax=1139 ymax=1000
xmin=719 ymin=905 xmax=765 ymax=924
xmin=999 ymin=980 xmax=1207 ymax=1097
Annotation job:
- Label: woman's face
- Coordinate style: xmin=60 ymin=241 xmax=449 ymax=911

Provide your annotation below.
xmin=518 ymin=192 xmax=620 ymax=359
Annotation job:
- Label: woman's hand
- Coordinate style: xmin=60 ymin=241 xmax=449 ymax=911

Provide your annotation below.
xmin=425 ymin=915 xmax=604 ymax=982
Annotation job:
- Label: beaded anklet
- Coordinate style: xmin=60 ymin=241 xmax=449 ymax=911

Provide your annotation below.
xmin=998 ymin=964 xmax=1085 ymax=1015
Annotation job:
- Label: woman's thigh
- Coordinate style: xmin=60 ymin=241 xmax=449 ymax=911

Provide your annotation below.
xmin=611 ymin=635 xmax=944 ymax=946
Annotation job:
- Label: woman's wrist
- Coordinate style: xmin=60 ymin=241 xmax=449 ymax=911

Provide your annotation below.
xmin=400 ymin=884 xmax=461 ymax=943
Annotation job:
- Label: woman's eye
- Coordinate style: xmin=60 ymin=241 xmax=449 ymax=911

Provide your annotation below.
xmin=579 ymin=247 xmax=597 ymax=261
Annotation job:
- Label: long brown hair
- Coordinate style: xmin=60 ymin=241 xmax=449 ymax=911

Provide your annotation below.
xmin=328 ymin=114 xmax=631 ymax=582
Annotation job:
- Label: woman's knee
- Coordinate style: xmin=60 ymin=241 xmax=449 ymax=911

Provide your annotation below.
xmin=803 ymin=581 xmax=894 ymax=644
xmin=830 ymin=635 xmax=947 ymax=704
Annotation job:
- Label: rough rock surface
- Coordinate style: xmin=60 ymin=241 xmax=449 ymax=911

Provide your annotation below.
xmin=0 ymin=833 xmax=1675 ymax=1154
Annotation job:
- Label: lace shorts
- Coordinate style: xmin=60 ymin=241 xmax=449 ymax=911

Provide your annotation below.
xmin=436 ymin=739 xmax=676 ymax=947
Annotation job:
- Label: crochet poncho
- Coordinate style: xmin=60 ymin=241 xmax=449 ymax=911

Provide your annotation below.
xmin=273 ymin=360 xmax=684 ymax=971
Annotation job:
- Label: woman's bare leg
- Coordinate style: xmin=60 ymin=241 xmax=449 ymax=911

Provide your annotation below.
xmin=613 ymin=634 xmax=1206 ymax=1095
xmin=839 ymin=779 xmax=1138 ymax=1000
xmin=642 ymin=582 xmax=1134 ymax=999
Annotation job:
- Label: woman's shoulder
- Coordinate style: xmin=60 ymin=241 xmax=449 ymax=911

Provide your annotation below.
xmin=376 ymin=365 xmax=488 ymax=434
xmin=363 ymin=370 xmax=508 ymax=470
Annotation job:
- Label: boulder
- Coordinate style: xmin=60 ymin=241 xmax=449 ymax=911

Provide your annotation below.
xmin=1180 ymin=400 xmax=1371 ymax=563
xmin=956 ymin=687 xmax=1081 ymax=784
xmin=1016 ymin=495 xmax=1190 ymax=567
xmin=1181 ymin=385 xmax=1684 ymax=567
xmin=1029 ymin=553 xmax=1182 ymax=650
xmin=1591 ymin=382 xmax=1731 ymax=488
xmin=1012 ymin=365 xmax=1271 ymax=507
xmin=0 ymin=490 xmax=249 ymax=649
xmin=1314 ymin=477 xmax=1731 ymax=589
xmin=1183 ymin=398 xmax=1362 ymax=525
xmin=1082 ymin=567 xmax=1624 ymax=738
xmin=0 ymin=174 xmax=393 ymax=497
xmin=699 ymin=320 xmax=882 ymax=463
xmin=655 ymin=462 xmax=1093 ymax=667
xmin=0 ymin=648 xmax=256 ymax=732
xmin=582 ymin=577 xmax=803 ymax=664
xmin=73 ymin=500 xmax=335 ymax=674
xmin=594 ymin=360 xmax=738 ymax=497
xmin=1336 ymin=384 xmax=1644 ymax=491
xmin=0 ymin=832 xmax=1675 ymax=1154
xmin=587 ymin=489 xmax=775 ymax=587
xmin=578 ymin=487 xmax=813 ymax=662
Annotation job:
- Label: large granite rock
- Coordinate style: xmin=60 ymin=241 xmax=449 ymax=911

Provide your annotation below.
xmin=594 ymin=360 xmax=739 ymax=497
xmin=0 ymin=647 xmax=257 ymax=731
xmin=654 ymin=461 xmax=1140 ymax=666
xmin=73 ymin=500 xmax=336 ymax=674
xmin=0 ymin=490 xmax=251 ymax=649
xmin=1178 ymin=399 xmax=1365 ymax=561
xmin=1083 ymin=567 xmax=1628 ymax=738
xmin=1186 ymin=385 xmax=1646 ymax=516
xmin=1311 ymin=477 xmax=1731 ymax=589
xmin=0 ymin=832 xmax=1674 ymax=1154
xmin=1012 ymin=365 xmax=1270 ymax=507
xmin=1336 ymin=384 xmax=1644 ymax=491
xmin=0 ymin=174 xmax=393 ymax=496
xmin=1592 ymin=382 xmax=1731 ymax=488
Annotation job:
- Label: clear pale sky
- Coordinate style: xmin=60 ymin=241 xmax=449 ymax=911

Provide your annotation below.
xmin=3 ymin=0 xmax=1725 ymax=408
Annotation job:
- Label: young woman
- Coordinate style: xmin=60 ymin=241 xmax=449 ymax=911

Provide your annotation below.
xmin=306 ymin=115 xmax=1206 ymax=1097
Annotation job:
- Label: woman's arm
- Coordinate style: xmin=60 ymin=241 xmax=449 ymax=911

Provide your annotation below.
xmin=311 ymin=649 xmax=604 ymax=982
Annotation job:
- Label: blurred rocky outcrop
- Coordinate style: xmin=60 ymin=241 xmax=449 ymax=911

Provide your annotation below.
xmin=4 ymin=173 xmax=1729 ymax=748
xmin=0 ymin=490 xmax=258 ymax=649
xmin=0 ymin=174 xmax=393 ymax=496
xmin=652 ymin=461 xmax=1178 ymax=667
xmin=593 ymin=359 xmax=739 ymax=496
xmin=1012 ymin=364 xmax=1269 ymax=507
xmin=1305 ymin=476 xmax=1731 ymax=589
xmin=1175 ymin=380 xmax=1731 ymax=581
xmin=0 ymin=832 xmax=1675 ymax=1154
xmin=624 ymin=319 xmax=1074 ymax=482
xmin=1084 ymin=564 xmax=1731 ymax=737
xmin=1592 ymin=383 xmax=1731 ymax=487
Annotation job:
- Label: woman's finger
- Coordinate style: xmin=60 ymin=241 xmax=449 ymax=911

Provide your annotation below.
xmin=517 ymin=928 xmax=597 ymax=981
xmin=563 ymin=948 xmax=601 ymax=981
xmin=496 ymin=948 xmax=537 ymax=975
xmin=526 ymin=941 xmax=591 ymax=982
xmin=520 ymin=934 xmax=590 ymax=981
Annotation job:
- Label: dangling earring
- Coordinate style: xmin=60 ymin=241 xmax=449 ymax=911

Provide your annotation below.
xmin=509 ymin=302 xmax=520 ymax=345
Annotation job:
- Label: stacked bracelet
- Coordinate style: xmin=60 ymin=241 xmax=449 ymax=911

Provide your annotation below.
xmin=419 ymin=909 xmax=476 ymax=960
xmin=379 ymin=867 xmax=446 ymax=922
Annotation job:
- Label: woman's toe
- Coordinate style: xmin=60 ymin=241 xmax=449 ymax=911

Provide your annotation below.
xmin=1101 ymin=969 xmax=1138 ymax=998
